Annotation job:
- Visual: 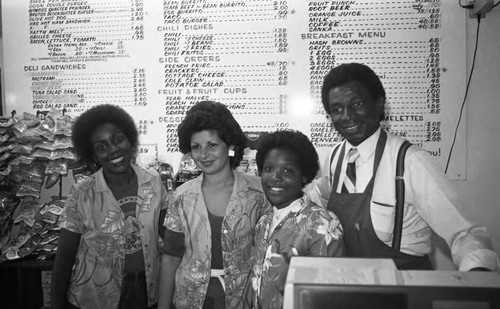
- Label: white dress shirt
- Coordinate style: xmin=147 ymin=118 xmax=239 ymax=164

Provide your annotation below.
xmin=306 ymin=127 xmax=500 ymax=271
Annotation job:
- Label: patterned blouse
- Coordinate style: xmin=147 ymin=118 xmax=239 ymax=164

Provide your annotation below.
xmin=250 ymin=195 xmax=344 ymax=309
xmin=164 ymin=171 xmax=270 ymax=309
xmin=59 ymin=164 xmax=169 ymax=309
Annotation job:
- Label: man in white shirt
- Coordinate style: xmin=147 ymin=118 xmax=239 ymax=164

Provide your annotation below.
xmin=306 ymin=62 xmax=499 ymax=271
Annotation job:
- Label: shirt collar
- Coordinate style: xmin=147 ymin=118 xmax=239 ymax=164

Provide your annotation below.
xmin=94 ymin=164 xmax=149 ymax=192
xmin=94 ymin=168 xmax=108 ymax=192
xmin=272 ymin=195 xmax=306 ymax=221
xmin=345 ymin=126 xmax=381 ymax=163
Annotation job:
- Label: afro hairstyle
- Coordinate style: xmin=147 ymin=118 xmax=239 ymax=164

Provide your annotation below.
xmin=256 ymin=129 xmax=319 ymax=186
xmin=71 ymin=104 xmax=138 ymax=164
xmin=321 ymin=62 xmax=386 ymax=120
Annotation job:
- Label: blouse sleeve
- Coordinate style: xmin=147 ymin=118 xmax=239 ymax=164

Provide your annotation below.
xmin=308 ymin=210 xmax=344 ymax=257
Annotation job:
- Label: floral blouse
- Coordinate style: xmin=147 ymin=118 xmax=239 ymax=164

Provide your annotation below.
xmin=250 ymin=195 xmax=344 ymax=309
xmin=60 ymin=165 xmax=169 ymax=309
xmin=164 ymin=171 xmax=270 ymax=309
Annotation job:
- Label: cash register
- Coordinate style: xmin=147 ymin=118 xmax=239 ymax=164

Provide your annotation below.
xmin=283 ymin=257 xmax=500 ymax=309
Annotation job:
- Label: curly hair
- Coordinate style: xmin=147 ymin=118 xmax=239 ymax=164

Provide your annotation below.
xmin=177 ymin=101 xmax=246 ymax=169
xmin=321 ymin=63 xmax=386 ymax=120
xmin=256 ymin=130 xmax=319 ymax=186
xmin=71 ymin=104 xmax=138 ymax=164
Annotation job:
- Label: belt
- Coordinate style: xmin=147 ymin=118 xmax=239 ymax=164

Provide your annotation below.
xmin=210 ymin=269 xmax=225 ymax=291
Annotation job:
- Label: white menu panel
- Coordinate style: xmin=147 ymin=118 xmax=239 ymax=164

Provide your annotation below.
xmin=1 ymin=0 xmax=466 ymax=178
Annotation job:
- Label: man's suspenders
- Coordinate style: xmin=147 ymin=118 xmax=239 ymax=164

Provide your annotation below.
xmin=392 ymin=140 xmax=412 ymax=250
xmin=328 ymin=140 xmax=413 ymax=251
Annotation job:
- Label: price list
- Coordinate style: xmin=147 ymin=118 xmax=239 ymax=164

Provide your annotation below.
xmin=2 ymin=0 xmax=466 ymax=177
xmin=299 ymin=0 xmax=463 ymax=170
xmin=28 ymin=0 xmax=145 ymax=61
xmin=20 ymin=0 xmax=150 ymax=113
xmin=26 ymin=68 xmax=149 ymax=112
xmin=155 ymin=0 xmax=301 ymax=151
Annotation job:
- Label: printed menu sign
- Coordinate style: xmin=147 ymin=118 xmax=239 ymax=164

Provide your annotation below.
xmin=2 ymin=0 xmax=466 ymax=178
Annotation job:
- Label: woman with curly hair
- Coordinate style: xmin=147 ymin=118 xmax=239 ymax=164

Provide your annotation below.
xmin=158 ymin=101 xmax=270 ymax=309
xmin=248 ymin=130 xmax=345 ymax=309
xmin=51 ymin=104 xmax=169 ymax=309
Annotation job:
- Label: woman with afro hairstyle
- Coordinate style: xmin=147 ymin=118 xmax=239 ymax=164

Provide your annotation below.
xmin=159 ymin=101 xmax=270 ymax=309
xmin=248 ymin=130 xmax=344 ymax=309
xmin=51 ymin=104 xmax=169 ymax=309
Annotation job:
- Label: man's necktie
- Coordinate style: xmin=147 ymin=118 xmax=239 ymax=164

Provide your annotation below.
xmin=343 ymin=147 xmax=360 ymax=193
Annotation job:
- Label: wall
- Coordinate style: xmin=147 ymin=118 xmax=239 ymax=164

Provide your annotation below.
xmin=459 ymin=8 xmax=500 ymax=259
xmin=433 ymin=7 xmax=500 ymax=270
xmin=1 ymin=1 xmax=469 ymax=177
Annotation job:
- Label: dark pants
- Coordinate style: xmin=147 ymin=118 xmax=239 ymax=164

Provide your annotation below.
xmin=65 ymin=271 xmax=156 ymax=309
xmin=202 ymin=277 xmax=226 ymax=309
xmin=119 ymin=271 xmax=154 ymax=309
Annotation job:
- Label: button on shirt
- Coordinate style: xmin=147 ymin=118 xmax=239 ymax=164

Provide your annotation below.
xmin=306 ymin=128 xmax=500 ymax=271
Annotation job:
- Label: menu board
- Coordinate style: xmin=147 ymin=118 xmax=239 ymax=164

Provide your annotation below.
xmin=1 ymin=0 xmax=466 ymax=178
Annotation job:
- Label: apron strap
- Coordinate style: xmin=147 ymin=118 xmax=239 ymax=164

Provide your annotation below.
xmin=372 ymin=130 xmax=387 ymax=176
xmin=392 ymin=140 xmax=412 ymax=250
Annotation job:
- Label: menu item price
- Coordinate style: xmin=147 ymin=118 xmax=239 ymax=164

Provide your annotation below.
xmin=136 ymin=143 xmax=157 ymax=167
xmin=275 ymin=122 xmax=290 ymax=131
xmin=278 ymin=94 xmax=288 ymax=115
xmin=131 ymin=0 xmax=145 ymax=41
xmin=426 ymin=121 xmax=442 ymax=142
xmin=415 ymin=0 xmax=442 ymax=30
xmin=133 ymin=68 xmax=148 ymax=107
xmin=137 ymin=119 xmax=153 ymax=135
xmin=274 ymin=27 xmax=289 ymax=53
xmin=277 ymin=60 xmax=289 ymax=87
xmin=273 ymin=0 xmax=289 ymax=20
xmin=425 ymin=37 xmax=442 ymax=115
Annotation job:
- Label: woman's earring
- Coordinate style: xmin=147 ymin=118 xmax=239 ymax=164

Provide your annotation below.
xmin=228 ymin=146 xmax=235 ymax=157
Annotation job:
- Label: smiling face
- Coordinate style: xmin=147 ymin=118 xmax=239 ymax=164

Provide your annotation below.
xmin=91 ymin=123 xmax=134 ymax=177
xmin=328 ymin=81 xmax=384 ymax=146
xmin=190 ymin=129 xmax=231 ymax=175
xmin=260 ymin=148 xmax=305 ymax=209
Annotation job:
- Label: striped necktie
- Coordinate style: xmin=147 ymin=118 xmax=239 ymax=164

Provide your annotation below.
xmin=343 ymin=147 xmax=360 ymax=193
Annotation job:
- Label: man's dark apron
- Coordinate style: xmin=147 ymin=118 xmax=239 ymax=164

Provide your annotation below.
xmin=327 ymin=130 xmax=432 ymax=270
